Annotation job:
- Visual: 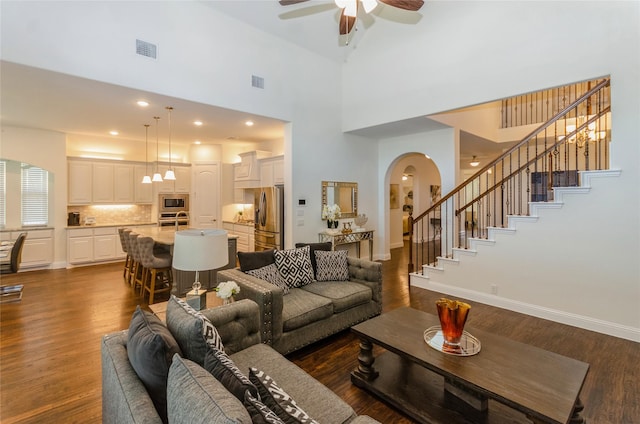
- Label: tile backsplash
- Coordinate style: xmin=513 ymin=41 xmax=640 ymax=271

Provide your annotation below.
xmin=67 ymin=205 xmax=153 ymax=225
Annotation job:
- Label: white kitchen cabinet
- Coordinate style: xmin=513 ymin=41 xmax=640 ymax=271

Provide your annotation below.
xmin=259 ymin=155 xmax=284 ymax=187
xmin=223 ymin=222 xmax=254 ymax=252
xmin=92 ymin=162 xmax=115 ymax=203
xmin=134 ymin=165 xmax=153 ymax=204
xmin=12 ymin=229 xmax=54 ymax=269
xmin=67 ymin=228 xmax=94 ymax=265
xmin=93 ymin=227 xmax=118 ymax=261
xmin=68 ymin=160 xmax=93 ymax=204
xmin=113 ymin=164 xmax=134 ymax=203
xmin=234 ymin=151 xmax=271 ymax=189
xmin=156 ymin=163 xmax=191 ymax=193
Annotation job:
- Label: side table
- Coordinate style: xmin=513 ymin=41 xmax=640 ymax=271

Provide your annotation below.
xmin=318 ymin=230 xmax=374 ymax=261
xmin=148 ymin=291 xmax=224 ymax=322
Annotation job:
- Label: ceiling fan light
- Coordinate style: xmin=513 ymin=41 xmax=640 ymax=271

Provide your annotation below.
xmin=362 ymin=0 xmax=377 ymax=13
xmin=344 ymin=1 xmax=357 ymax=17
xmin=335 ymin=0 xmax=348 ymax=8
xmin=164 ymin=169 xmax=176 ymax=181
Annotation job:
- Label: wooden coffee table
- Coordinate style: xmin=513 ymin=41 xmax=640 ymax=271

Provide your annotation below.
xmin=351 ymin=307 xmax=589 ymax=424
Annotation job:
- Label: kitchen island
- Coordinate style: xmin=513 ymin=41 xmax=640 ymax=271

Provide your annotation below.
xmin=134 ymin=226 xmax=238 ymax=296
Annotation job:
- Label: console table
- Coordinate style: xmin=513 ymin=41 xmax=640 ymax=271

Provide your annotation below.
xmin=318 ymin=230 xmax=374 ymax=261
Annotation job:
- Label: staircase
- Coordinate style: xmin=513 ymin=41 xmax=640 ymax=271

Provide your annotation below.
xmin=406 ymin=78 xmax=640 ymax=341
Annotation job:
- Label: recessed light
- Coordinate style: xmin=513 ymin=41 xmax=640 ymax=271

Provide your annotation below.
xmin=193 ymin=121 xmax=203 ymax=126
xmin=109 ymin=130 xmax=119 ymax=136
xmin=136 ymin=100 xmax=149 ymax=107
xmin=194 ymin=140 xmax=201 ymax=145
xmin=245 ymin=120 xmax=254 ymax=127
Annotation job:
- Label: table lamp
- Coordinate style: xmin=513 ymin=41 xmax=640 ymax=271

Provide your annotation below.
xmin=172 ymin=229 xmax=228 ymax=310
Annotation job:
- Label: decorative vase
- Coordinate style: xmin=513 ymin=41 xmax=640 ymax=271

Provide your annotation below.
xmin=327 ymin=220 xmax=334 ymax=229
xmin=436 ymin=298 xmax=471 ymax=352
xmin=333 ymin=220 xmax=339 ymax=229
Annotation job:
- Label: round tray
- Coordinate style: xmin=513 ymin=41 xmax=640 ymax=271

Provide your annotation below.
xmin=423 ymin=326 xmax=481 ymax=356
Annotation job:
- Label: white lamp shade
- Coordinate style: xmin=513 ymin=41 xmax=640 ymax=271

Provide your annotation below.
xmin=164 ymin=169 xmax=176 ymax=180
xmin=152 ymin=172 xmax=163 ymax=182
xmin=141 ymin=175 xmax=152 ymax=184
xmin=172 ymin=229 xmax=228 ymax=272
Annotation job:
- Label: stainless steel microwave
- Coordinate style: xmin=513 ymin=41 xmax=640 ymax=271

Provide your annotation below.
xmin=159 ymin=194 xmax=189 ymax=213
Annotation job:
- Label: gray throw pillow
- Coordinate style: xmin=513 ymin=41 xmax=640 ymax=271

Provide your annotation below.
xmin=166 ymin=295 xmax=224 ymax=366
xmin=274 ymin=245 xmax=314 ymax=288
xmin=238 ymin=249 xmax=276 ymax=272
xmin=246 ymin=263 xmax=290 ymax=294
xmin=127 ymin=306 xmax=182 ymax=424
xmin=314 ymin=250 xmax=349 ymax=282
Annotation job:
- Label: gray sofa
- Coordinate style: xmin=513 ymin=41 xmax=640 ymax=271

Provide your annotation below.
xmin=218 ymin=255 xmax=383 ymax=355
xmin=102 ymin=299 xmax=380 ymax=424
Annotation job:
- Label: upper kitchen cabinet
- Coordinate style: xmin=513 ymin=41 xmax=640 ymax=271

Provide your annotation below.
xmin=68 ymin=160 xmax=92 ymax=204
xmin=134 ymin=165 xmax=153 ymax=203
xmin=234 ymin=150 xmax=271 ymax=189
xmin=156 ymin=163 xmax=191 ymax=193
xmin=260 ymin=155 xmax=284 ymax=187
xmin=68 ymin=158 xmax=153 ymax=205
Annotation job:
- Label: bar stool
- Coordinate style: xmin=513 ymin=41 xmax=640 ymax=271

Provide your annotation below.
xmin=118 ymin=228 xmax=132 ymax=283
xmin=138 ymin=236 xmax=173 ymax=304
xmin=128 ymin=232 xmax=144 ymax=293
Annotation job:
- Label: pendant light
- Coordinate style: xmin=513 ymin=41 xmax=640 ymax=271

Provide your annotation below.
xmin=163 ymin=106 xmax=176 ymax=180
xmin=152 ymin=116 xmax=163 ymax=182
xmin=141 ymin=124 xmax=152 ymax=184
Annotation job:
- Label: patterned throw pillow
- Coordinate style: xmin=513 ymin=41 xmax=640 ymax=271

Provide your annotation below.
xmin=204 ymin=347 xmax=259 ymax=402
xmin=314 ymin=250 xmax=349 ymax=282
xmin=274 ymin=245 xmax=315 ymax=288
xmin=166 ymin=295 xmax=224 ymax=366
xmin=244 ymin=391 xmax=286 ymax=424
xmin=249 ymin=368 xmax=319 ymax=424
xmin=246 ymin=263 xmax=290 ymax=294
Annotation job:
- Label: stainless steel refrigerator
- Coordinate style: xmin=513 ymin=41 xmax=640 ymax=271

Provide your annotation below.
xmin=254 ymin=185 xmax=284 ymax=251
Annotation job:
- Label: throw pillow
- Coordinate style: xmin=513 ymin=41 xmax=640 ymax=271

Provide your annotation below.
xmin=249 ymin=367 xmax=320 ymax=424
xmin=314 ymin=250 xmax=349 ymax=282
xmin=295 ymin=242 xmax=332 ymax=279
xmin=244 ymin=391 xmax=286 ymax=424
xmin=238 ymin=249 xmax=276 ymax=272
xmin=274 ymin=245 xmax=315 ymax=288
xmin=166 ymin=295 xmax=224 ymax=366
xmin=203 ymin=346 xmax=259 ymax=402
xmin=246 ymin=263 xmax=290 ymax=294
xmin=127 ymin=306 xmax=182 ymax=424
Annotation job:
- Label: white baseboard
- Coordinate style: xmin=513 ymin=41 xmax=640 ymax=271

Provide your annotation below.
xmin=411 ymin=278 xmax=640 ymax=343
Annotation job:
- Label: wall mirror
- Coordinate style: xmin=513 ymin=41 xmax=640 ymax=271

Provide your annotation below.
xmin=321 ymin=181 xmax=358 ymax=218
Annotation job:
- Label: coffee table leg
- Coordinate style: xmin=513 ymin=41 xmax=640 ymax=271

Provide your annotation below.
xmin=353 ymin=338 xmax=379 ymax=381
xmin=569 ymin=397 xmax=586 ymax=424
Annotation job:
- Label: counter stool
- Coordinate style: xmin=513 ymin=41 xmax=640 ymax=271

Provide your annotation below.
xmin=119 ymin=228 xmax=132 ymax=283
xmin=128 ymin=232 xmax=144 ymax=293
xmin=138 ymin=236 xmax=173 ymax=304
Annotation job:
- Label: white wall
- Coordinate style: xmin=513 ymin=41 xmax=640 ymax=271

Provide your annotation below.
xmin=346 ymin=1 xmax=639 ymax=336
xmin=1 ymin=127 xmax=68 ymax=267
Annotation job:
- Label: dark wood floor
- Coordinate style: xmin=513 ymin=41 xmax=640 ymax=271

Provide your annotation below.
xmin=1 ymin=243 xmax=638 ymax=423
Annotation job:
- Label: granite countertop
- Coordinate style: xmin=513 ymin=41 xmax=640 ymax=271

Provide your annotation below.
xmin=66 ymin=222 xmax=157 ymax=229
xmin=223 ymin=220 xmax=255 ymax=227
xmin=1 ymin=226 xmax=55 ymax=233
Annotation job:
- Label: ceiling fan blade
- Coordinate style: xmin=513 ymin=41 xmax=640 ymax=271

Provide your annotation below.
xmin=339 ymin=8 xmax=357 ymax=35
xmin=279 ymin=0 xmax=309 ymax=5
xmin=379 ymin=0 xmax=425 ymax=11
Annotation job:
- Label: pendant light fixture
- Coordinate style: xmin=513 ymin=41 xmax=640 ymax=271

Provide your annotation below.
xmin=141 ymin=124 xmax=152 ymax=184
xmin=163 ymin=106 xmax=176 ymax=180
xmin=152 ymin=116 xmax=163 ymax=182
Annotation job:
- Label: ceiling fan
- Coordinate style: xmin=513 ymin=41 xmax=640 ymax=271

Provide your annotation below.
xmin=279 ymin=0 xmax=424 ymax=35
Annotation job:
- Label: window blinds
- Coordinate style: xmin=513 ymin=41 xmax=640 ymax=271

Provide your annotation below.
xmin=21 ymin=163 xmax=48 ymax=226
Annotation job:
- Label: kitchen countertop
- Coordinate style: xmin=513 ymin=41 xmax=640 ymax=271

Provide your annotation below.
xmin=135 ymin=226 xmax=239 ymax=246
xmin=223 ymin=220 xmax=255 ymax=227
xmin=66 ymin=222 xmax=157 ymax=229
xmin=1 ymin=226 xmax=55 ymax=233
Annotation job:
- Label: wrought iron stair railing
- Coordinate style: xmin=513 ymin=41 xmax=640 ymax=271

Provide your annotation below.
xmin=408 ymin=78 xmax=611 ymax=275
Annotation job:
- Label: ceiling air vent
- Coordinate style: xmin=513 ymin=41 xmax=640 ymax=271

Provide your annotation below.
xmin=136 ymin=39 xmax=157 ymax=59
xmin=251 ymin=75 xmax=264 ymax=89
